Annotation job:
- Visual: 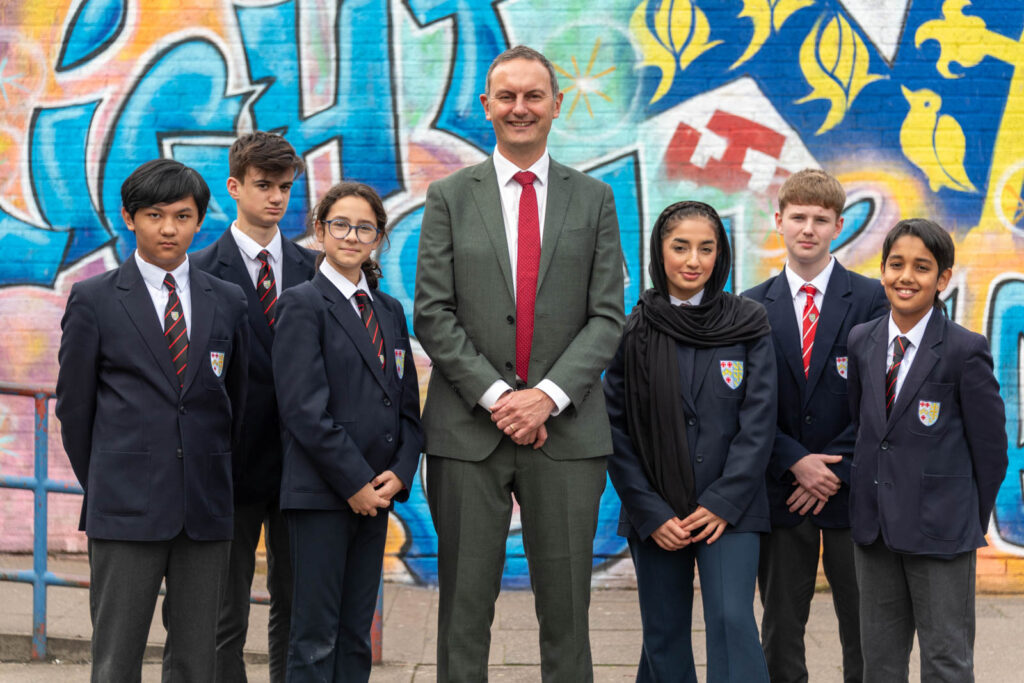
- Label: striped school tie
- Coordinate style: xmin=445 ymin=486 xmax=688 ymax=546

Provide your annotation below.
xmin=354 ymin=291 xmax=385 ymax=370
xmin=885 ymin=336 xmax=910 ymax=417
xmin=163 ymin=273 xmax=189 ymax=387
xmin=256 ymin=249 xmax=277 ymax=328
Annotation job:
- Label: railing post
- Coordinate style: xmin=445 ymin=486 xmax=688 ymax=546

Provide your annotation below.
xmin=371 ymin=574 xmax=383 ymax=663
xmin=32 ymin=393 xmax=49 ymax=660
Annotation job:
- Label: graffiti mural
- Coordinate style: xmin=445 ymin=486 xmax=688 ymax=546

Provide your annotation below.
xmin=1 ymin=0 xmax=1023 ymax=587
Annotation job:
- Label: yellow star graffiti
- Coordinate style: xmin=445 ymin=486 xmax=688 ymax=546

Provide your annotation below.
xmin=553 ymin=39 xmax=617 ymax=120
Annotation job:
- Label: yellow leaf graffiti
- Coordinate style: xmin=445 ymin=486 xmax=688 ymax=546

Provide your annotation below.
xmin=899 ymin=85 xmax=977 ymax=194
xmin=631 ymin=0 xmax=722 ymax=104
xmin=796 ymin=14 xmax=884 ymax=135
xmin=731 ymin=0 xmax=815 ymax=70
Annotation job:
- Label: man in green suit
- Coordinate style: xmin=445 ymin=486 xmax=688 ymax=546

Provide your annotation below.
xmin=414 ymin=45 xmax=625 ymax=682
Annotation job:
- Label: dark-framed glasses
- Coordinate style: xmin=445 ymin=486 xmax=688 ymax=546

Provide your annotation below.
xmin=323 ymin=218 xmax=381 ymax=244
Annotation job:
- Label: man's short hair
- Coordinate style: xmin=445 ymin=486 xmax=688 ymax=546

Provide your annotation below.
xmin=228 ymin=131 xmax=305 ymax=182
xmin=485 ymin=45 xmax=560 ymax=97
xmin=121 ymin=158 xmax=211 ymax=221
xmin=777 ymin=168 xmax=846 ymax=216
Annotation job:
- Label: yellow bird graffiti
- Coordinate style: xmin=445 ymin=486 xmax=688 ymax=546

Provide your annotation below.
xmin=899 ymin=85 xmax=977 ymax=194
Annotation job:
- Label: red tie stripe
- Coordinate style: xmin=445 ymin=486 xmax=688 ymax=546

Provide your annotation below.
xmin=885 ymin=335 xmax=909 ymax=417
xmin=256 ymin=250 xmax=277 ymax=329
xmin=514 ymin=170 xmax=540 ymax=384
xmin=163 ymin=273 xmax=189 ymax=388
xmin=354 ymin=291 xmax=385 ymax=370
xmin=799 ymin=283 xmax=818 ymax=378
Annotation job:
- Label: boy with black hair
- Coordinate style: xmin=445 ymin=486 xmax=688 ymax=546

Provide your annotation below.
xmin=743 ymin=168 xmax=887 ymax=683
xmin=190 ymin=131 xmax=314 ymax=682
xmin=56 ymin=158 xmax=249 ymax=681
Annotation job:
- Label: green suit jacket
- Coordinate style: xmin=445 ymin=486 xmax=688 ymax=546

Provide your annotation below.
xmin=414 ymin=156 xmax=625 ymax=461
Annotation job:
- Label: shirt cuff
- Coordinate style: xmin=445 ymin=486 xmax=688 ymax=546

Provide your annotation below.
xmin=535 ymin=380 xmax=571 ymax=416
xmin=478 ymin=380 xmax=514 ymax=413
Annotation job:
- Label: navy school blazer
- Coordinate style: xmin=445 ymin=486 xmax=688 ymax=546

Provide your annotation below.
xmin=272 ymin=272 xmax=423 ymax=511
xmin=55 ymin=255 xmax=249 ymax=541
xmin=742 ymin=262 xmax=888 ymax=528
xmin=190 ymin=230 xmax=316 ymax=504
xmin=847 ymin=311 xmax=1008 ymax=556
xmin=604 ymin=329 xmax=777 ymax=540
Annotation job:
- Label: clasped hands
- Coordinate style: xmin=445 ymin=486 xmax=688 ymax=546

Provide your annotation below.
xmin=490 ymin=388 xmax=554 ymax=449
xmin=787 ymin=453 xmax=843 ymax=515
xmin=651 ymin=506 xmax=728 ymax=551
xmin=347 ymin=469 xmax=403 ymax=516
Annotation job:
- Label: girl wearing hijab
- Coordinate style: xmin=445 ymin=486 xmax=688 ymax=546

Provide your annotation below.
xmin=604 ymin=201 xmax=776 ymax=682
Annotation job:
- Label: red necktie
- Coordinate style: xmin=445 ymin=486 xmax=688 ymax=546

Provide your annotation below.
xmin=354 ymin=291 xmax=385 ymax=370
xmin=256 ymin=249 xmax=277 ymax=329
xmin=514 ymin=171 xmax=540 ymax=384
xmin=886 ymin=336 xmax=909 ymax=417
xmin=163 ymin=274 xmax=189 ymax=387
xmin=800 ymin=283 xmax=818 ymax=378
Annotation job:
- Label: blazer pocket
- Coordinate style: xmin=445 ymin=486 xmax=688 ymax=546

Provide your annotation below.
xmin=93 ymin=450 xmax=151 ymax=516
xmin=907 ymin=382 xmax=954 ymax=437
xmin=824 ymin=345 xmax=849 ymax=395
xmin=204 ymin=338 xmax=232 ymax=390
xmin=920 ymin=473 xmax=972 ymax=540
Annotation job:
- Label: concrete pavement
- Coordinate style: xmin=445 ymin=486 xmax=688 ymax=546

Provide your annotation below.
xmin=2 ymin=553 xmax=1022 ymax=681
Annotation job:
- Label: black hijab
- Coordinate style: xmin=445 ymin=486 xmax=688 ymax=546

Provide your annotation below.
xmin=622 ymin=201 xmax=771 ymax=518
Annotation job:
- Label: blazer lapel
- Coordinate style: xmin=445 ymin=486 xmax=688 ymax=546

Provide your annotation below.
xmin=805 ymin=265 xmax=851 ymax=400
xmin=536 ymin=159 xmax=571 ymax=292
xmin=316 ymin=275 xmax=391 ymax=393
xmin=691 ymin=346 xmax=715 ymax=399
xmin=374 ymin=301 xmax=401 ymax=398
xmin=281 ymin=238 xmax=314 ymax=289
xmin=675 ymin=345 xmax=698 ymax=413
xmin=862 ymin=318 xmax=889 ymax=430
xmin=470 ymin=160 xmax=515 ymax=301
xmin=886 ymin=313 xmax=943 ymax=432
xmin=117 ymin=257 xmax=182 ymax=394
xmin=764 ymin=273 xmax=805 ymax=391
xmin=182 ymin=269 xmax=215 ymax=394
xmin=213 ymin=231 xmax=275 ymax=356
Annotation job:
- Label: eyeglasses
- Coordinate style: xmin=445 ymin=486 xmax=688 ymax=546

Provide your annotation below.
xmin=322 ymin=218 xmax=381 ymax=244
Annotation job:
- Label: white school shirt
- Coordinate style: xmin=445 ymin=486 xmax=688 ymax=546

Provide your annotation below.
xmin=135 ymin=251 xmax=192 ymax=332
xmin=319 ymin=258 xmax=373 ymax=317
xmin=784 ymin=256 xmax=835 ymax=328
xmin=230 ymin=222 xmax=283 ymax=299
xmin=886 ymin=307 xmax=934 ymax=401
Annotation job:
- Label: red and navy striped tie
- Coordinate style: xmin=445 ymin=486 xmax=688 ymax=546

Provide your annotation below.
xmin=354 ymin=291 xmax=385 ymax=370
xmin=163 ymin=274 xmax=189 ymax=387
xmin=256 ymin=249 xmax=277 ymax=329
xmin=885 ymin=336 xmax=909 ymax=417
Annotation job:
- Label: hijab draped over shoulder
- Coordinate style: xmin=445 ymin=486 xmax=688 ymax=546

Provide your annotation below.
xmin=622 ymin=201 xmax=770 ymax=519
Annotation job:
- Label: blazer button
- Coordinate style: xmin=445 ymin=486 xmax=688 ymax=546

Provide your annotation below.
xmin=383 ymin=397 xmax=392 ymax=407
xmin=804 ymin=415 xmax=812 ymax=424
xmin=506 ymin=315 xmax=515 ymax=325
xmin=687 ymin=418 xmax=696 ymax=426
xmin=176 ymin=448 xmax=183 ymax=459
xmin=505 ymin=361 xmax=514 ymax=371
xmin=696 ymin=455 xmax=704 ymax=463
xmin=385 ymin=433 xmax=394 ymax=443
xmin=880 ymin=441 xmax=889 ymax=450
xmin=179 ymin=404 xmax=186 ymax=415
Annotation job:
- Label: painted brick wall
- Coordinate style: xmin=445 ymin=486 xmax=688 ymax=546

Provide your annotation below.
xmin=1 ymin=0 xmax=1023 ymax=589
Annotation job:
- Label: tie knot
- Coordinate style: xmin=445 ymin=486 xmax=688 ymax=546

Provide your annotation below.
xmin=513 ymin=171 xmax=536 ymax=187
xmin=163 ymin=273 xmax=177 ymax=291
xmin=257 ymin=249 xmax=271 ymax=265
xmin=895 ymin=335 xmax=910 ymax=356
xmin=353 ymin=290 xmax=370 ymax=307
xmin=799 ymin=283 xmax=817 ymax=297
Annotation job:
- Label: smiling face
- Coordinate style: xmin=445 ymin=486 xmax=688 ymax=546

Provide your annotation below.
xmin=881 ymin=234 xmax=951 ymax=331
xmin=316 ymin=194 xmax=382 ymax=285
xmin=123 ymin=196 xmax=201 ymax=271
xmin=775 ymin=203 xmax=843 ymax=280
xmin=227 ymin=167 xmax=294 ymax=239
xmin=480 ymin=58 xmax=563 ymax=168
xmin=662 ymin=217 xmax=718 ymax=302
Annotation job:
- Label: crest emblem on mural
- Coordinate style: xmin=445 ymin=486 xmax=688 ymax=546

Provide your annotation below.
xmin=918 ymin=401 xmax=940 ymax=426
xmin=835 ymin=356 xmax=848 ymax=379
xmin=394 ymin=349 xmax=406 ymax=379
xmin=720 ymin=361 xmax=743 ymax=389
xmin=210 ymin=351 xmax=225 ymax=378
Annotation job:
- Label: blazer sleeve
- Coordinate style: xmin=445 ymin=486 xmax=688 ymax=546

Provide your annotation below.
xmin=603 ymin=341 xmax=678 ymax=539
xmin=846 ymin=324 xmax=867 ymax=440
xmin=55 ymin=283 xmax=99 ymax=488
xmin=697 ymin=333 xmax=778 ymax=525
xmin=414 ymin=181 xmax=507 ymax=406
xmin=273 ymin=287 xmax=377 ymax=500
xmin=541 ymin=183 xmax=625 ymax=406
xmin=388 ymin=302 xmax=424 ymax=502
xmin=959 ymin=333 xmax=1009 ymax=530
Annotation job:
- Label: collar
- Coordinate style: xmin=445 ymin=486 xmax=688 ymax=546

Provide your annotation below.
xmin=319 ymin=259 xmax=372 ymax=301
xmin=670 ymin=289 xmax=704 ymax=306
xmin=493 ymin=147 xmax=549 ymax=188
xmin=887 ymin=307 xmax=933 ymax=349
xmin=784 ymin=256 xmax=835 ymax=300
xmin=230 ymin=221 xmax=282 ymax=264
xmin=134 ymin=250 xmax=190 ymax=291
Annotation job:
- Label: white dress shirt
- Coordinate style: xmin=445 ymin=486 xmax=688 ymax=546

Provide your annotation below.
xmin=478 ymin=148 xmax=570 ymax=415
xmin=784 ymin=256 xmax=835 ymax=328
xmin=135 ymin=251 xmax=192 ymax=331
xmin=230 ymin=222 xmax=283 ymax=299
xmin=886 ymin=307 xmax=933 ymax=401
xmin=319 ymin=259 xmax=373 ymax=317
xmin=670 ymin=290 xmax=704 ymax=306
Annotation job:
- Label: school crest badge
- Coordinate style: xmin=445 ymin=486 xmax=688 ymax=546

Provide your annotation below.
xmin=918 ymin=401 xmax=940 ymax=426
xmin=720 ymin=361 xmax=744 ymax=389
xmin=210 ymin=351 xmax=225 ymax=378
xmin=835 ymin=356 xmax=848 ymax=379
xmin=394 ymin=349 xmax=406 ymax=379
